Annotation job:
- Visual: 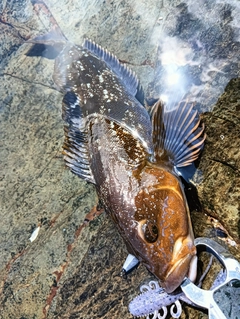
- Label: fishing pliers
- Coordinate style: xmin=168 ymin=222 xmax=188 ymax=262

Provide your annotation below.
xmin=181 ymin=237 xmax=240 ymax=319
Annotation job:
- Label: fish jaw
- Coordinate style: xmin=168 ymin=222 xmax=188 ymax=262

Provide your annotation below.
xmin=159 ymin=235 xmax=197 ymax=293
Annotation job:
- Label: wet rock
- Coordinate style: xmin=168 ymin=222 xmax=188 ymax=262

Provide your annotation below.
xmin=196 ymin=78 xmax=240 ymax=248
xmin=0 ymin=0 xmax=239 ymax=319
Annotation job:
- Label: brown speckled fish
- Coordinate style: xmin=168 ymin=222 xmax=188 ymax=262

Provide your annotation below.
xmin=32 ymin=31 xmax=205 ymax=292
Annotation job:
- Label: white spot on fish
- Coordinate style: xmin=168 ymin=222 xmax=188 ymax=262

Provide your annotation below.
xmin=79 ymin=65 xmax=85 ymax=71
xmin=110 ymin=121 xmax=114 ymax=129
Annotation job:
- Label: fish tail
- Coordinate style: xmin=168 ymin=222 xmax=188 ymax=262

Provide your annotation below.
xmin=26 ymin=0 xmax=67 ymax=59
xmin=31 ymin=0 xmax=67 ymax=42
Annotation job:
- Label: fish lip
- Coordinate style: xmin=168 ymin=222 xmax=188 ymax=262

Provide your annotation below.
xmin=160 ymin=235 xmax=197 ymax=293
xmin=169 ymin=252 xmax=191 ymax=276
xmin=161 ymin=254 xmax=192 ymax=293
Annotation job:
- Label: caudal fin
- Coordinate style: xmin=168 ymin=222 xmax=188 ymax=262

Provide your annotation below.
xmin=26 ymin=0 xmax=67 ymax=58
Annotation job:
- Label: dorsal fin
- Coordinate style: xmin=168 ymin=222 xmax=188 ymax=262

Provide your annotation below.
xmin=62 ymin=91 xmax=95 ymax=184
xmin=150 ymin=100 xmax=206 ymax=167
xmin=83 ymin=38 xmax=140 ymax=98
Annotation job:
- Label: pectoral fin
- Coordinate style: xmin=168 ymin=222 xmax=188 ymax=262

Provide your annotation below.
xmin=150 ymin=99 xmax=206 ymax=167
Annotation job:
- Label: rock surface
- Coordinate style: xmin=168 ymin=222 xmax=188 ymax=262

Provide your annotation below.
xmin=0 ymin=0 xmax=239 ymax=318
xmin=196 ymin=78 xmax=240 ymax=244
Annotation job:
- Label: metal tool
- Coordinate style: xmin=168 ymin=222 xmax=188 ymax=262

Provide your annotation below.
xmin=181 ymin=237 xmax=240 ymax=319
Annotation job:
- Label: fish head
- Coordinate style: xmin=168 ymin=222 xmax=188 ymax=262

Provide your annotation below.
xmin=132 ymin=164 xmax=197 ymax=293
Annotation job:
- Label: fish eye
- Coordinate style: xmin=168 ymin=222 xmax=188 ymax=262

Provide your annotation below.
xmin=142 ymin=221 xmax=158 ymax=243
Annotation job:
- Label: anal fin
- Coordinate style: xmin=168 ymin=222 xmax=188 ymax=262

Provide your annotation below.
xmin=62 ymin=91 xmax=95 ymax=184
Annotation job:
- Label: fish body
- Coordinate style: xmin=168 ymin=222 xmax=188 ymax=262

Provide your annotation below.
xmin=47 ymin=38 xmax=205 ymax=293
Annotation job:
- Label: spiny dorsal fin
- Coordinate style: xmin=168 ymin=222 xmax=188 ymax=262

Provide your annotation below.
xmin=83 ymin=38 xmax=140 ymax=98
xmin=150 ymin=100 xmax=206 ymax=167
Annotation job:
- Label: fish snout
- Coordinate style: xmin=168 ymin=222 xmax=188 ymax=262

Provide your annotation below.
xmin=160 ymin=237 xmax=197 ymax=293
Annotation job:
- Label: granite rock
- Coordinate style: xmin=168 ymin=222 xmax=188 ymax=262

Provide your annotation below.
xmin=0 ymin=0 xmax=239 ymax=318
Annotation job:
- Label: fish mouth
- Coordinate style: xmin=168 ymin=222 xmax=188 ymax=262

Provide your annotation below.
xmin=160 ymin=236 xmax=197 ymax=293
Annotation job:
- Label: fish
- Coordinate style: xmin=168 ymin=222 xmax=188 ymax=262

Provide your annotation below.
xmin=56 ymin=38 xmax=205 ymax=293
xmin=29 ymin=25 xmax=205 ymax=293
